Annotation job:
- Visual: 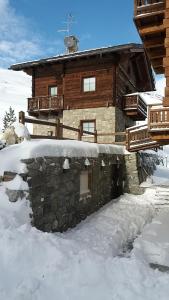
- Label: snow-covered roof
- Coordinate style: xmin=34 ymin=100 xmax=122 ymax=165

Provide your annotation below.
xmin=10 ymin=43 xmax=144 ymax=71
xmin=125 ymin=91 xmax=163 ymax=106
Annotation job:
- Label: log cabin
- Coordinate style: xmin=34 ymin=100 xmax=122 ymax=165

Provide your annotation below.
xmin=126 ymin=0 xmax=169 ymax=151
xmin=10 ymin=41 xmax=155 ymax=144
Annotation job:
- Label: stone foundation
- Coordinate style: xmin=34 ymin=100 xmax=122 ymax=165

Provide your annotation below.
xmin=63 ymin=107 xmax=116 ymax=143
xmin=124 ymin=152 xmax=159 ymax=194
xmin=33 ymin=115 xmax=63 ymax=136
xmin=22 ymin=154 xmax=126 ymax=232
xmin=17 ymin=151 xmax=160 ymax=232
xmin=32 ymin=107 xmax=135 ymax=144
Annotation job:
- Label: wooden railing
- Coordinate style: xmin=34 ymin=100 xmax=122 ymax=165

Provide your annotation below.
xmin=148 ymin=106 xmax=169 ymax=130
xmin=19 ymin=111 xmax=127 ymax=145
xmin=19 ymin=111 xmax=97 ymax=143
xmin=28 ymin=96 xmax=64 ymax=112
xmin=123 ymin=94 xmax=147 ymax=118
xmin=126 ymin=124 xmax=159 ymax=151
xmin=134 ymin=0 xmax=165 ymax=16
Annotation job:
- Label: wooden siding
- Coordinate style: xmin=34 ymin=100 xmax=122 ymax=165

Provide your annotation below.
xmin=34 ymin=58 xmax=116 ymax=110
xmin=31 ymin=52 xmax=154 ymax=113
xmin=64 ymin=68 xmax=114 ymax=109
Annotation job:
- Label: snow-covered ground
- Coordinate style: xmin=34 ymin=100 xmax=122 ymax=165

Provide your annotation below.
xmin=0 ymin=155 xmax=169 ymax=299
xmin=0 ymin=181 xmax=163 ymax=300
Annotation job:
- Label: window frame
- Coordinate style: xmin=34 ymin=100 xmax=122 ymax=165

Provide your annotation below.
xmin=80 ymin=119 xmax=96 ymax=136
xmin=48 ymin=85 xmax=58 ymax=96
xmin=82 ymin=76 xmax=96 ymax=93
xmin=80 ymin=170 xmax=90 ymax=195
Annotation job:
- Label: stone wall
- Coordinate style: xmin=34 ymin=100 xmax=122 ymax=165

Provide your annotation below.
xmin=33 ymin=115 xmax=63 ymax=136
xmin=32 ymin=107 xmax=134 ymax=144
xmin=22 ymin=154 xmax=126 ymax=232
xmin=14 ymin=151 xmax=159 ymax=233
xmin=124 ymin=152 xmax=160 ymax=194
xmin=62 ymin=107 xmax=116 ymax=143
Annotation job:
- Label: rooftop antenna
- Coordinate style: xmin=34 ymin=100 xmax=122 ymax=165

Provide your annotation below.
xmin=58 ymin=13 xmax=75 ymax=36
xmin=58 ymin=14 xmax=79 ymax=53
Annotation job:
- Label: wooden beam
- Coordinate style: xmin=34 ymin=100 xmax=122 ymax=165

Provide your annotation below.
xmin=97 ymin=132 xmax=125 ymax=136
xmin=144 ymin=38 xmax=165 ymax=49
xmin=135 ymin=10 xmax=165 ymax=20
xmin=147 ymin=48 xmax=165 ymax=59
xmin=151 ymin=57 xmax=163 ymax=68
xmin=154 ymin=67 xmax=164 ymax=74
xmin=139 ymin=24 xmax=164 ymax=36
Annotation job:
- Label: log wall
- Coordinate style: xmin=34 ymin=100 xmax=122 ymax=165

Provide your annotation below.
xmin=33 ymin=53 xmax=152 ymax=111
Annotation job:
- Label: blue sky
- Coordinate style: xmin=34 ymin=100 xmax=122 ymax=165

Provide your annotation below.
xmin=0 ymin=0 xmax=141 ymax=68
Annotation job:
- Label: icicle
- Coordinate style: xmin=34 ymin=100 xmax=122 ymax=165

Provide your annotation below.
xmin=63 ymin=158 xmax=70 ymax=170
xmin=84 ymin=158 xmax=90 ymax=166
xmin=101 ymin=160 xmax=106 ymax=167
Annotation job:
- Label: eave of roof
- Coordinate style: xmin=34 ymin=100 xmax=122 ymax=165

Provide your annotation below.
xmin=10 ymin=43 xmax=144 ymax=71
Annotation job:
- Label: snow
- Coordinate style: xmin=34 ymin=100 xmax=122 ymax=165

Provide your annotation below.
xmin=134 ymin=166 xmax=169 ymax=268
xmin=0 ymin=183 xmax=158 ymax=300
xmin=133 ymin=209 xmax=169 ymax=267
xmin=62 ymin=158 xmax=70 ymax=169
xmin=0 ymin=164 xmax=169 ymax=299
xmin=1 ymin=53 xmax=169 ymax=300
xmin=84 ymin=158 xmax=90 ymax=166
xmin=125 ymin=91 xmax=163 ymax=106
xmin=0 ymin=139 xmax=127 ymax=175
xmin=14 ymin=122 xmax=30 ymax=139
xmin=3 ymin=174 xmax=29 ymax=191
xmin=0 ymin=141 xmax=169 ymax=298
xmin=0 ymin=68 xmax=31 ymax=129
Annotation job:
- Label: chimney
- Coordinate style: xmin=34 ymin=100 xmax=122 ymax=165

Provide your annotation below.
xmin=64 ymin=36 xmax=79 ymax=54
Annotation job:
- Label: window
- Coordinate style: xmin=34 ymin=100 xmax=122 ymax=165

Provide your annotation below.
xmin=81 ymin=120 xmax=95 ymax=135
xmin=80 ymin=170 xmax=90 ymax=195
xmin=83 ymin=77 xmax=96 ymax=92
xmin=49 ymin=86 xmax=58 ymax=96
xmin=47 ymin=131 xmax=53 ymax=136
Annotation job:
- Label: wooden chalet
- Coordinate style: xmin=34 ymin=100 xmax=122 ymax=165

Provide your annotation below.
xmin=10 ymin=42 xmax=155 ymax=144
xmin=129 ymin=0 xmax=169 ymax=152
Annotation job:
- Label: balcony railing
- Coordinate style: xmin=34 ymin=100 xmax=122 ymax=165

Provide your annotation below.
xmin=134 ymin=0 xmax=165 ymax=16
xmin=123 ymin=94 xmax=147 ymax=120
xmin=148 ymin=106 xmax=169 ymax=130
xmin=126 ymin=124 xmax=159 ymax=151
xmin=28 ymin=95 xmax=64 ymax=112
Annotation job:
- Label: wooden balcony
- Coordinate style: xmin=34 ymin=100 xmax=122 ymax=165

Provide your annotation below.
xmin=148 ymin=106 xmax=169 ymax=143
xmin=134 ymin=0 xmax=165 ymax=16
xmin=126 ymin=105 xmax=169 ymax=151
xmin=123 ymin=94 xmax=147 ymax=120
xmin=126 ymin=124 xmax=159 ymax=151
xmin=28 ymin=96 xmax=64 ymax=116
xmin=134 ymin=0 xmax=165 ymax=74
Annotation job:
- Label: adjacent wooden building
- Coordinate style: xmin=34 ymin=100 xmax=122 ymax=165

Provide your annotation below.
xmin=130 ymin=0 xmax=169 ymax=151
xmin=10 ymin=43 xmax=154 ymax=143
